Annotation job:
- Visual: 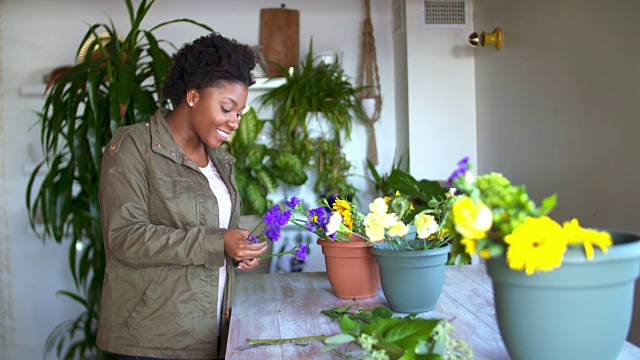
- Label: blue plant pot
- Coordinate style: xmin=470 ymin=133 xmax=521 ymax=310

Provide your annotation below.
xmin=370 ymin=243 xmax=451 ymax=313
xmin=487 ymin=230 xmax=640 ymax=360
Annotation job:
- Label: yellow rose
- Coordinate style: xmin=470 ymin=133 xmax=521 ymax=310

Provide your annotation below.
xmin=414 ymin=213 xmax=438 ymax=239
xmin=452 ymin=196 xmax=492 ymax=239
xmin=388 ymin=221 xmax=409 ymax=238
xmin=369 ymin=198 xmax=388 ymax=215
xmin=365 ymin=223 xmax=386 ymax=241
xmin=364 ymin=212 xmax=397 ymax=230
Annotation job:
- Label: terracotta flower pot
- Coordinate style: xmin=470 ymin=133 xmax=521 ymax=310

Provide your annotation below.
xmin=317 ymin=235 xmax=381 ymax=299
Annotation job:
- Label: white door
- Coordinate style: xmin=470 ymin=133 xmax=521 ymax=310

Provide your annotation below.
xmin=472 ymin=0 xmax=640 ymax=345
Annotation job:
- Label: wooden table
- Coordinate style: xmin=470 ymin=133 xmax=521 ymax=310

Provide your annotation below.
xmin=226 ymin=265 xmax=640 ymax=359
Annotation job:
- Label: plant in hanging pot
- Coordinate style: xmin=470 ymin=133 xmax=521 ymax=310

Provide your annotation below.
xmin=445 ymin=157 xmax=640 ymax=360
xmin=362 ymin=190 xmax=456 ymax=313
xmin=283 ymin=196 xmax=381 ymax=299
xmin=258 ymin=39 xmax=368 ymax=196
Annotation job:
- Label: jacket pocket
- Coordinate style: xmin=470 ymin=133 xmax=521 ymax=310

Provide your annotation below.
xmin=123 ymin=281 xmax=160 ymax=328
xmin=149 ymin=176 xmax=198 ymax=227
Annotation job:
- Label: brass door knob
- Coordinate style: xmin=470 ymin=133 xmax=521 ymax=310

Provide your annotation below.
xmin=468 ymin=28 xmax=503 ymax=50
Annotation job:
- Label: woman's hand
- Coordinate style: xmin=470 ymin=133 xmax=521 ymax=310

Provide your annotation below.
xmin=223 ymin=228 xmax=268 ymax=266
xmin=238 ymin=258 xmax=261 ymax=270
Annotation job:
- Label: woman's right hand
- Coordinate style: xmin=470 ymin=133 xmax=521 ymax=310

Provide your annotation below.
xmin=223 ymin=228 xmax=268 ymax=261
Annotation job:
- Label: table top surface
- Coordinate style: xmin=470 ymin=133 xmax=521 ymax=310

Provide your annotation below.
xmin=225 ymin=265 xmax=640 ymax=359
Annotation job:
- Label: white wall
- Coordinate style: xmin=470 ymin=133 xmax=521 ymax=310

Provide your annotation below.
xmin=0 ymin=0 xmax=396 ymax=357
xmin=404 ymin=0 xmax=477 ymax=180
xmin=473 ymin=0 xmax=640 ymax=344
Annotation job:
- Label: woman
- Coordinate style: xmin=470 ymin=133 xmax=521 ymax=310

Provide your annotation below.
xmin=97 ymin=33 xmax=268 ymax=360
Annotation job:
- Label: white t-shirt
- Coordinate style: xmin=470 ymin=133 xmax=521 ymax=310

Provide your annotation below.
xmin=199 ymin=158 xmax=232 ymax=331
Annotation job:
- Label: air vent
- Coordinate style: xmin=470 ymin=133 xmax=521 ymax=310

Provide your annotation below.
xmin=422 ymin=0 xmax=469 ymax=29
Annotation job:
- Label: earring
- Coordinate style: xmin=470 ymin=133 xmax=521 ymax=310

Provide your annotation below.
xmin=189 ymin=102 xmax=194 ymax=107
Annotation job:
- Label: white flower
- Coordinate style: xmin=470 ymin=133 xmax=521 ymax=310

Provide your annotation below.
xmin=369 ymin=198 xmax=388 ymax=215
xmin=447 ymin=188 xmax=457 ymax=198
xmin=464 ymin=171 xmax=475 ymax=184
xmin=387 ymin=221 xmax=409 ymax=238
xmin=415 ymin=214 xmax=439 ymax=239
xmin=326 ymin=212 xmax=343 ymax=236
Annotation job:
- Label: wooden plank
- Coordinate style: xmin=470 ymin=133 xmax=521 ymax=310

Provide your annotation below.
xmin=429 ymin=291 xmax=509 ymax=360
xmin=452 ymin=263 xmax=493 ymax=291
xmin=226 ymin=274 xmax=283 ymax=359
xmin=259 ymin=8 xmax=299 ymax=77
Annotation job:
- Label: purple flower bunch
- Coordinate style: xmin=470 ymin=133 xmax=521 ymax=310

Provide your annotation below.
xmin=447 ymin=156 xmax=471 ymax=186
xmin=285 ymin=196 xmax=339 ymax=241
xmin=248 ymin=202 xmax=308 ymax=261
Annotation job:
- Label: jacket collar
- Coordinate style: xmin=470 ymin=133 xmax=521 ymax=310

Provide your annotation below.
xmin=149 ymin=107 xmax=236 ymax=168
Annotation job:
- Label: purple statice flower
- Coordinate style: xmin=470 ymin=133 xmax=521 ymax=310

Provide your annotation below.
xmin=285 ymin=196 xmax=301 ymax=209
xmin=457 ymin=156 xmax=470 ymax=167
xmin=447 ymin=156 xmax=471 ymax=186
xmin=307 ymin=207 xmax=331 ymax=234
xmin=264 ymin=227 xmax=282 ymax=242
xmin=295 ymin=244 xmax=308 ymax=261
xmin=263 ymin=205 xmax=283 ymax=228
xmin=248 ymin=235 xmax=258 ymax=244
xmin=279 ymin=210 xmax=292 ymax=226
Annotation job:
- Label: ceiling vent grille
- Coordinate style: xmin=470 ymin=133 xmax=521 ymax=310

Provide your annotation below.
xmin=422 ymin=0 xmax=469 ymax=29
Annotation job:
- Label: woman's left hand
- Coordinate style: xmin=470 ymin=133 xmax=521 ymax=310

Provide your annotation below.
xmin=237 ymin=258 xmax=261 ymax=270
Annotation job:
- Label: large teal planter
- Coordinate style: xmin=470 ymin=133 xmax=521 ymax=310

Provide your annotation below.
xmin=370 ymin=243 xmax=451 ymax=313
xmin=487 ymin=230 xmax=640 ymax=360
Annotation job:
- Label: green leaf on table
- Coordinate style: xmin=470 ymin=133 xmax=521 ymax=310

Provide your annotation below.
xmin=339 ymin=315 xmax=361 ymax=335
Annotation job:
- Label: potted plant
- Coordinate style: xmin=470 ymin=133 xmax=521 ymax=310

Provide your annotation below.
xmin=310 ymin=137 xmax=357 ymax=203
xmin=283 ymin=196 xmax=381 ymax=299
xmin=361 ymin=191 xmax=455 ymax=313
xmin=446 ymin=157 xmax=640 ymax=360
xmin=257 ymin=39 xmax=368 ymax=196
xmin=224 ymin=106 xmax=307 ymax=215
xmin=25 ymin=1 xmax=213 ymax=358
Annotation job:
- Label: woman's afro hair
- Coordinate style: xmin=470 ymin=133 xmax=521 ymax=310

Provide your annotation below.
xmin=163 ymin=32 xmax=257 ymax=106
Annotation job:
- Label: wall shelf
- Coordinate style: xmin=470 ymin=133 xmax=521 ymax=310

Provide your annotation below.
xmin=19 ymin=77 xmax=285 ymax=99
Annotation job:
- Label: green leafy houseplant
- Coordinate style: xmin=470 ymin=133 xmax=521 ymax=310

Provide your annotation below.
xmin=224 ymin=107 xmax=307 ymax=215
xmin=366 ymin=153 xmax=409 ymax=198
xmin=258 ymin=39 xmax=368 ymax=196
xmin=25 ymin=1 xmax=212 ymax=358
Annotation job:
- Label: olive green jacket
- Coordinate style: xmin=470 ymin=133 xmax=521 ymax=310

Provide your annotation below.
xmin=97 ymin=108 xmax=240 ymax=359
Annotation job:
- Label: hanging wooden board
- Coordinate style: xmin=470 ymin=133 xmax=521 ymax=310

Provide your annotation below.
xmin=259 ymin=7 xmax=299 ymax=77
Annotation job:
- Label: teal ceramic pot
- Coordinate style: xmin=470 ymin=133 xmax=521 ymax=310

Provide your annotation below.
xmin=487 ymin=230 xmax=640 ymax=360
xmin=370 ymin=243 xmax=451 ymax=313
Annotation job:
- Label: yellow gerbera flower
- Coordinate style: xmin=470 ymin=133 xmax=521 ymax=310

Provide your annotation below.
xmin=505 ymin=216 xmax=567 ymax=275
xmin=332 ymin=198 xmax=353 ymax=231
xmin=563 ymin=218 xmax=612 ymax=260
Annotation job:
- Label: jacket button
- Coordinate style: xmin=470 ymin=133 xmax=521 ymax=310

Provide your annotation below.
xmin=170 ymin=151 xmax=176 ymax=156
xmin=156 ymin=143 xmax=162 ymax=148
xmin=109 ymin=145 xmax=116 ymax=151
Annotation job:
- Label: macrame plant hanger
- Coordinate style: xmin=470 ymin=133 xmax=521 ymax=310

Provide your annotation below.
xmin=358 ymin=0 xmax=382 ymax=165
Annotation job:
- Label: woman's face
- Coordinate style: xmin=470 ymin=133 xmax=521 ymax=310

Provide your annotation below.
xmin=190 ymin=81 xmax=248 ymax=149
